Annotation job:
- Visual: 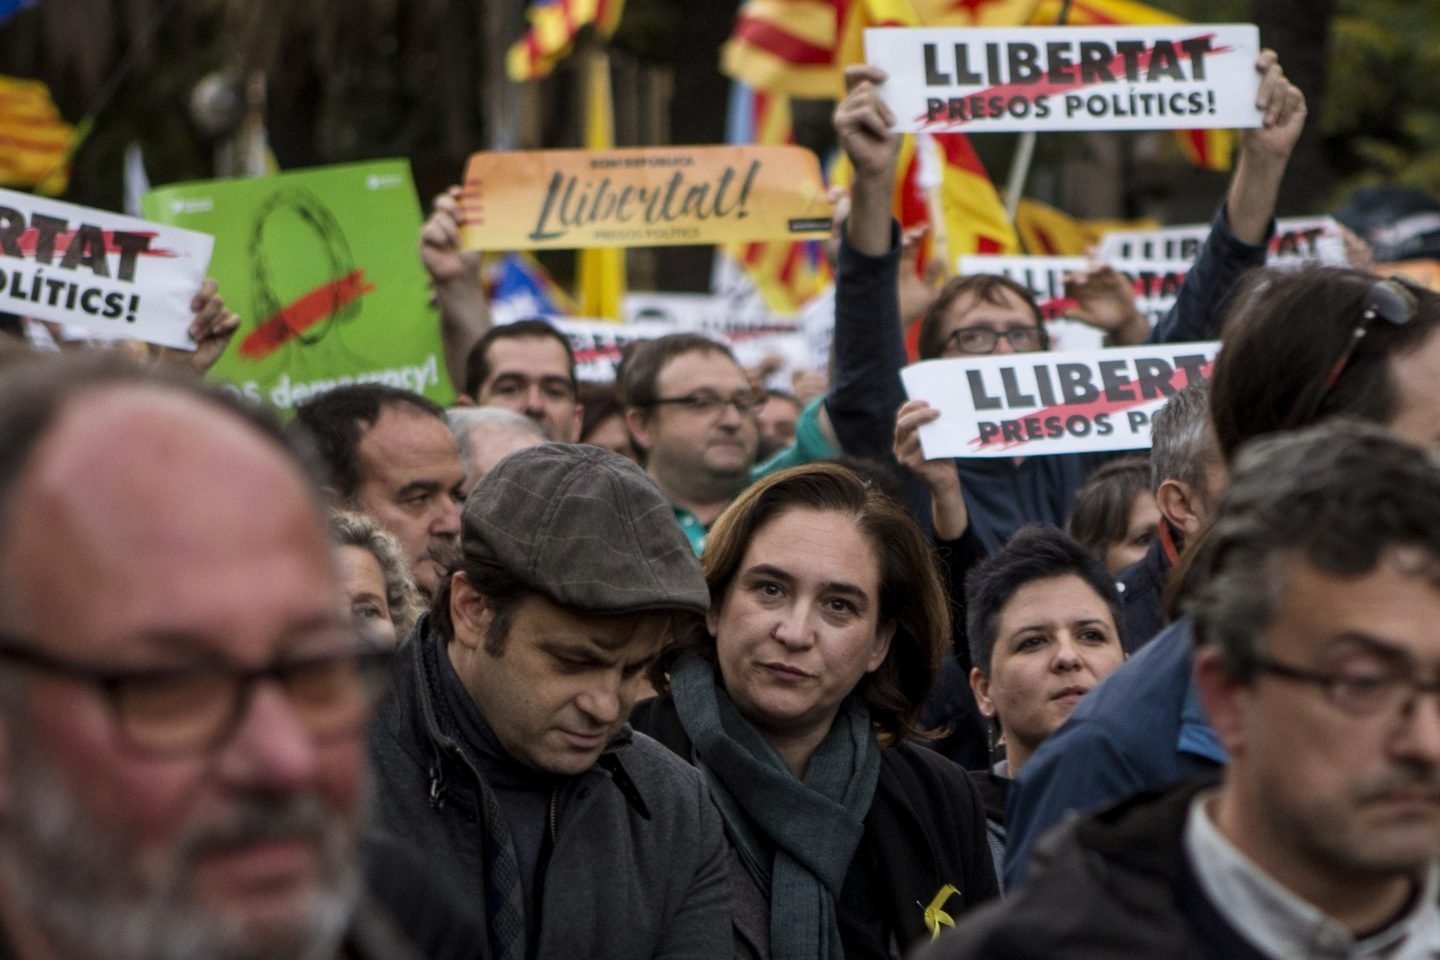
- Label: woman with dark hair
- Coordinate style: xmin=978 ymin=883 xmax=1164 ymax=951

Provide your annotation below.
xmin=1065 ymin=456 xmax=1159 ymax=574
xmin=634 ymin=462 xmax=997 ymax=960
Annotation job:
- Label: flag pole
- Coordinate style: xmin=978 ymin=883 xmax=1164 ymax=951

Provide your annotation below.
xmin=1001 ymin=0 xmax=1073 ymax=226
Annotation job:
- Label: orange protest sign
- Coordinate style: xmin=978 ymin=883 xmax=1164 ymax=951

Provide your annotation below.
xmin=458 ymin=145 xmax=834 ymax=250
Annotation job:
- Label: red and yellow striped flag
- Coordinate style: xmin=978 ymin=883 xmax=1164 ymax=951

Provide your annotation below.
xmin=0 ymin=76 xmax=77 ymax=196
xmin=1015 ymin=197 xmax=1158 ymax=255
xmin=935 ymin=133 xmax=1018 ymax=256
xmin=506 ymin=0 xmax=626 ymax=82
xmin=910 ymin=0 xmax=1040 ymax=24
xmin=1028 ymin=0 xmax=1235 ymax=171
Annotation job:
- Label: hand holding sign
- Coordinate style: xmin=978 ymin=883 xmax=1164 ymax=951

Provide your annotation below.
xmin=894 ymin=398 xmax=969 ymax=540
xmin=835 ymin=66 xmax=899 ymax=181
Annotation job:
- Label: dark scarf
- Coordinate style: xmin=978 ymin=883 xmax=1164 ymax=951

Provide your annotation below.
xmin=669 ymin=652 xmax=881 ymax=960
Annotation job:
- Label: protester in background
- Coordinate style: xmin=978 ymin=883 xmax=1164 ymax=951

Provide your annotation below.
xmin=1118 ymin=379 xmax=1223 ymax=649
xmin=633 ymin=462 xmax=998 ymax=959
xmin=1002 ymin=268 xmax=1440 ymax=890
xmin=841 ymin=50 xmax=1306 ymax=553
xmin=461 ymin=320 xmax=583 ymax=443
xmin=0 ymin=354 xmax=417 ymax=960
xmin=756 ymin=388 xmax=803 ymax=460
xmin=1065 ymin=457 xmax=1158 ymax=576
xmin=447 ymin=405 xmax=547 ymax=495
xmin=330 ymin=509 xmax=422 ymax=647
xmin=963 ymin=525 xmax=1126 ymax=878
xmin=924 ymin=422 xmax=1440 ymax=959
xmin=578 ymin=383 xmax=639 ymax=462
xmin=370 ymin=443 xmax=731 ymax=960
xmin=292 ymin=385 xmax=465 ymax=599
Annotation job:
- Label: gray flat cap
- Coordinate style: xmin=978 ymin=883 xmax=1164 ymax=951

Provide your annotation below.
xmin=462 ymin=443 xmax=709 ymax=616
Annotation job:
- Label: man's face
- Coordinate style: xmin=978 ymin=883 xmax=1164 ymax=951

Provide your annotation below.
xmin=627 ymin=349 xmax=760 ymax=500
xmin=477 ymin=336 xmax=582 ymax=442
xmin=756 ymin=395 xmax=801 ymax=458
xmin=352 ymin=406 xmax=465 ymax=597
xmin=0 ymin=388 xmax=366 ymax=960
xmin=1205 ymin=550 xmax=1440 ymax=889
xmin=937 ymin=287 xmax=1045 ymax=358
xmin=451 ymin=588 xmax=671 ymax=776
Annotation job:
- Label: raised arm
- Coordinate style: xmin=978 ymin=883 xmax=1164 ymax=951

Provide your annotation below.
xmin=420 ymin=186 xmax=491 ymax=398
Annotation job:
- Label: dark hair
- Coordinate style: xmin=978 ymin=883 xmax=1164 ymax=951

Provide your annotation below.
xmin=578 ymin=382 xmax=626 ymax=443
xmin=967 ymin=524 xmax=1125 ymax=676
xmin=0 ymin=352 xmax=316 ymax=598
xmin=620 ymin=333 xmax=739 ymax=411
xmin=1188 ymin=420 xmax=1440 ymax=679
xmin=429 ymin=556 xmax=529 ymax=655
xmin=1067 ymin=456 xmax=1152 ymax=561
xmin=291 ymin=384 xmax=446 ymax=501
xmin=697 ymin=462 xmax=949 ymax=744
xmin=1212 ymin=268 xmax=1440 ymax=463
xmin=462 ymin=318 xmax=577 ymax=400
xmin=918 ymin=274 xmax=1049 ymax=360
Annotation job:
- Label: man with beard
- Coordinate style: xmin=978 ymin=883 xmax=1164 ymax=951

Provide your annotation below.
xmin=922 ymin=422 xmax=1440 ymax=958
xmin=0 ymin=354 xmax=413 ymax=960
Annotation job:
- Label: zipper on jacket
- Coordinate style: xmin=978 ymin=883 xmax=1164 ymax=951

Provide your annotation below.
xmin=548 ymin=787 xmax=560 ymax=843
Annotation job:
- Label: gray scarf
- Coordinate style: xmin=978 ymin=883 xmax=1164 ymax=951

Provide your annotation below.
xmin=669 ymin=651 xmax=881 ymax=960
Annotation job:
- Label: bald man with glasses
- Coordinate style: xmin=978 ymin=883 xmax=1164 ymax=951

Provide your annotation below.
xmin=0 ymin=355 xmax=456 ymax=960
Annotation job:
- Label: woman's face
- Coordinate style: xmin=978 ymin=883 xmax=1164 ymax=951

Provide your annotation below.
xmin=335 ymin=544 xmax=398 ymax=648
xmin=708 ymin=507 xmax=894 ymax=743
xmin=1104 ymin=490 xmax=1160 ymax=574
xmin=971 ymin=574 xmax=1125 ymax=772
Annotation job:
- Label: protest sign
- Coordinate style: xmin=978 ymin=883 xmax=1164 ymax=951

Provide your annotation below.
xmin=458 ymin=145 xmax=834 ymax=250
xmin=622 ymin=291 xmax=812 ymax=390
xmin=143 ymin=160 xmax=450 ymax=411
xmin=1097 ymin=216 xmax=1349 ymax=265
xmin=866 ymin=24 xmax=1261 ymax=133
xmin=902 ymin=341 xmax=1219 ymax=458
xmin=0 ymin=187 xmax=213 ymax=349
xmin=958 ymin=253 xmax=1191 ymax=337
xmin=546 ymin=317 xmax=679 ymax=382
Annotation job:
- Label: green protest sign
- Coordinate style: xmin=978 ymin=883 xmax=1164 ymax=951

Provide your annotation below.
xmin=142 ymin=160 xmax=451 ymax=412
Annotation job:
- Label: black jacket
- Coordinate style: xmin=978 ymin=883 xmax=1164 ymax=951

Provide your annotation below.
xmin=1118 ymin=536 xmax=1172 ymax=653
xmin=368 ymin=621 xmax=732 ymax=960
xmin=631 ymin=695 xmax=999 ymax=959
xmin=916 ymin=778 xmax=1273 ymax=960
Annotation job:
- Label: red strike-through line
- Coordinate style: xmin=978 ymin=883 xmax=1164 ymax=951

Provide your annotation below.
xmin=239 ymin=269 xmax=376 ymax=361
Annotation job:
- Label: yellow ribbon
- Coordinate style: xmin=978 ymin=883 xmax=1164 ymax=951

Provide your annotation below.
xmin=922 ymin=883 xmax=961 ymax=941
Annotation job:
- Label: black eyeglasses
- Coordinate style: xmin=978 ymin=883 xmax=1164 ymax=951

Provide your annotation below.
xmin=1255 ymin=654 xmax=1440 ymax=719
xmin=0 ymin=634 xmax=393 ymax=757
xmin=1314 ymin=278 xmax=1419 ymax=405
xmin=645 ymin=391 xmax=768 ymax=417
xmin=943 ymin=326 xmax=1044 ymax=355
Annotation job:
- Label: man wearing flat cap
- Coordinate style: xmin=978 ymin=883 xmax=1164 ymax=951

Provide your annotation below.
xmin=369 ymin=443 xmax=731 ymax=960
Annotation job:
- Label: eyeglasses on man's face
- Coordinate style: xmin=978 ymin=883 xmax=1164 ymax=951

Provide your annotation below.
xmin=943 ymin=325 xmax=1044 ymax=356
xmin=1255 ymin=654 xmax=1440 ymax=720
xmin=645 ymin=390 xmax=768 ymax=417
xmin=0 ymin=633 xmax=393 ymax=757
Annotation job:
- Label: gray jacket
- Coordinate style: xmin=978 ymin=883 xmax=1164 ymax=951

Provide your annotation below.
xmin=368 ymin=620 xmax=732 ymax=960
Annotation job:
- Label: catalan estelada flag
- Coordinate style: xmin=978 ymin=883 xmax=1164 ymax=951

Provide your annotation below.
xmin=506 ymin=0 xmax=626 ymax=82
xmin=934 ymin=133 xmax=1018 ymax=256
xmin=1029 ymin=0 xmax=1235 ymax=171
xmin=0 ymin=75 xmax=77 ymax=196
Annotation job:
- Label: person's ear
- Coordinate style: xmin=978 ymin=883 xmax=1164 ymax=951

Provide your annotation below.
xmin=1193 ymin=645 xmax=1246 ymax=756
xmin=969 ymin=666 xmax=996 ymax=718
xmin=1156 ymin=478 xmax=1205 ymax=539
xmin=625 ymin=408 xmax=655 ymax=455
xmin=450 ymin=572 xmax=492 ymax=652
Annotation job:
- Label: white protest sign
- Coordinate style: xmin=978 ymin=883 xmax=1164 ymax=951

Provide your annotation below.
xmin=623 ymin=291 xmax=814 ymax=390
xmin=0 ymin=188 xmax=214 ymax=350
xmin=866 ymin=24 xmax=1261 ymax=134
xmin=958 ymin=254 xmax=1192 ymax=335
xmin=902 ymin=341 xmax=1218 ymax=458
xmin=1097 ymin=216 xmax=1350 ymax=266
xmin=547 ymin=317 xmax=679 ymax=383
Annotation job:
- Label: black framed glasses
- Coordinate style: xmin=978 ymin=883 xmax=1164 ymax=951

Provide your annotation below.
xmin=0 ymin=634 xmax=393 ymax=757
xmin=1317 ymin=278 xmax=1419 ymax=398
xmin=1255 ymin=654 xmax=1440 ymax=719
xmin=645 ymin=390 xmax=768 ymax=417
xmin=943 ymin=326 xmax=1044 ymax=355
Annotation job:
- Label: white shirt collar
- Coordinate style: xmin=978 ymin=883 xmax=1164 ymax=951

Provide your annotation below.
xmin=1184 ymin=789 xmax=1440 ymax=960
